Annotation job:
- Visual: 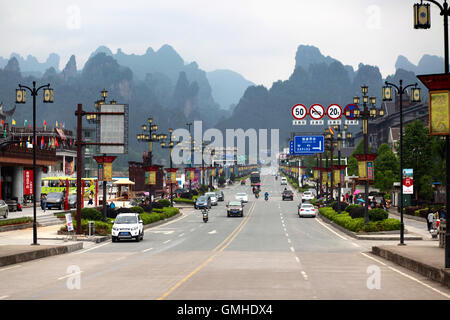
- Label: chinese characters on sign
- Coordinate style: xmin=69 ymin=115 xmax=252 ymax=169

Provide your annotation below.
xmin=23 ymin=169 xmax=33 ymax=195
xmin=403 ymin=169 xmax=414 ymax=195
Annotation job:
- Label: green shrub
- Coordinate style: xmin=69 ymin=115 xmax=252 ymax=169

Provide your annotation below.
xmin=60 ymin=218 xmax=111 ymax=235
xmin=173 ymin=197 xmax=195 ymax=204
xmin=81 ymin=207 xmax=103 ymax=221
xmin=349 ymin=206 xmax=365 ymax=219
xmin=157 ymin=199 xmax=171 ymax=207
xmin=345 ymin=204 xmax=361 ymax=213
xmin=379 ymin=218 xmax=401 ymax=231
xmin=130 ymin=206 xmax=144 ymax=214
xmin=369 ymin=208 xmax=388 ymax=221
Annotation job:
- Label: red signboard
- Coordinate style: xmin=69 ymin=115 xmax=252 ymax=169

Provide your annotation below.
xmin=24 ymin=169 xmax=33 ymax=195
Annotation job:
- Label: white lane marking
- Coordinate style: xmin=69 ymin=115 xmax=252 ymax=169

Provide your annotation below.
xmin=290 ymin=246 xmax=295 ymax=252
xmin=285 ymin=233 xmax=289 ymax=237
xmin=163 ymin=240 xmax=171 ymax=244
xmin=73 ymin=241 xmax=111 ymax=255
xmin=352 ymin=242 xmax=360 ymax=247
xmin=58 ymin=271 xmax=83 ymax=281
xmin=287 ymin=239 xmax=292 ymax=244
xmin=315 ymin=218 xmax=348 ymax=240
xmin=190 ymin=228 xmax=195 ymax=232
xmin=360 ymin=253 xmax=450 ymax=299
xmin=179 ymin=233 xmax=185 ymax=238
xmin=150 ymin=230 xmax=175 ymax=235
xmin=0 ymin=265 xmax=22 ymax=272
xmin=208 ymin=230 xmax=217 ymax=234
xmin=295 ymin=257 xmax=300 ymax=263
xmin=301 ymin=271 xmax=309 ymax=280
xmin=142 ymin=248 xmax=153 ymax=253
xmin=0 ymin=296 xmax=9 ymax=300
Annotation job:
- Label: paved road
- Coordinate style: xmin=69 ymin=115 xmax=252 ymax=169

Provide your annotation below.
xmin=0 ymin=173 xmax=449 ymax=300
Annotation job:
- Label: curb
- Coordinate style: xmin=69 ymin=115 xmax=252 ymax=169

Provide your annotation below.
xmin=0 ymin=242 xmax=83 ymax=267
xmin=0 ymin=223 xmax=34 ymax=233
xmin=371 ymin=246 xmax=450 ymax=289
xmin=317 ymin=213 xmax=423 ymax=241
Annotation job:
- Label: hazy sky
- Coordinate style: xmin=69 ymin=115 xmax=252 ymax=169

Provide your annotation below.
xmin=0 ymin=0 xmax=445 ymax=87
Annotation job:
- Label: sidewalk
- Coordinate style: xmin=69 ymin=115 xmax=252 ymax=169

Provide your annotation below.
xmin=0 ymin=224 xmax=85 ymax=267
xmin=372 ymin=242 xmax=450 ymax=288
xmin=387 ymin=207 xmax=433 ymax=240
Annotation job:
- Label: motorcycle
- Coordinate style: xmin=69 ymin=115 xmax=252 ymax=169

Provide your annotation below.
xmin=255 ymin=192 xmax=259 ymax=199
xmin=202 ymin=209 xmax=209 ymax=223
xmin=264 ymin=194 xmax=269 ymax=201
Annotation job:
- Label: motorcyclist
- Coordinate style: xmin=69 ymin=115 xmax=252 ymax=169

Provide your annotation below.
xmin=264 ymin=192 xmax=269 ymax=200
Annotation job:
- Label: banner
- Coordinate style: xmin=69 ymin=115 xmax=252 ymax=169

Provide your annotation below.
xmin=24 ymin=169 xmax=33 ymax=195
xmin=403 ymin=169 xmax=413 ymax=194
xmin=358 ymin=161 xmax=366 ymax=178
xmin=367 ymin=161 xmax=374 ymax=180
xmin=145 ymin=170 xmax=156 ymax=185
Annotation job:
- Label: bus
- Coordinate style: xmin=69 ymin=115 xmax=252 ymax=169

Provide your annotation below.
xmin=41 ymin=177 xmax=97 ymax=198
xmin=250 ymin=171 xmax=261 ymax=188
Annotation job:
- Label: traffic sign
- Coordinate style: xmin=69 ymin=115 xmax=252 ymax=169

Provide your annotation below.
xmin=344 ymin=104 xmax=358 ymax=120
xmin=291 ymin=104 xmax=308 ymax=120
xmin=309 ymin=104 xmax=325 ymax=120
xmin=292 ymin=136 xmax=324 ymax=154
xmin=327 ymin=104 xmax=342 ymax=120
xmin=290 ymin=140 xmax=315 ymax=155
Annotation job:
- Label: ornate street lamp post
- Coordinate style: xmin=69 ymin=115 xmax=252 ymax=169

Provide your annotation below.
xmin=16 ymin=81 xmax=54 ymax=245
xmin=383 ymin=80 xmax=421 ymax=245
xmin=160 ymin=129 xmax=175 ymax=207
xmin=346 ymin=85 xmax=384 ymax=223
xmin=137 ymin=118 xmax=162 ymax=211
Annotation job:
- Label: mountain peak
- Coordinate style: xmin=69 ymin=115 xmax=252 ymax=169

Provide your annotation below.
xmin=4 ymin=57 xmax=20 ymax=73
xmin=295 ymin=45 xmax=337 ymax=70
xmin=62 ymin=55 xmax=77 ymax=80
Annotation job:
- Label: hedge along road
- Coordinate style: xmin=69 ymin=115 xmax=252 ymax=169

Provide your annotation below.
xmin=1 ymin=174 xmax=450 ymax=299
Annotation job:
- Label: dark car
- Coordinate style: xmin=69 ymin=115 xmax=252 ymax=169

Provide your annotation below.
xmin=227 ymin=201 xmax=244 ymax=217
xmin=45 ymin=192 xmax=64 ymax=210
xmin=194 ymin=196 xmax=211 ymax=210
xmin=215 ymin=190 xmax=224 ymax=201
xmin=282 ymin=190 xmax=294 ymax=201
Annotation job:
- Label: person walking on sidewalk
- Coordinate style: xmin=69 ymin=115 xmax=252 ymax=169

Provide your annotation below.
xmin=427 ymin=211 xmax=435 ymax=231
xmin=41 ymin=194 xmax=47 ymax=212
xmin=88 ymin=191 xmax=94 ymax=206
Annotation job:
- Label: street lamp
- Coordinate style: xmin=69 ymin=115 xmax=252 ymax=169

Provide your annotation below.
xmin=16 ymin=81 xmax=54 ymax=245
xmin=413 ymin=0 xmax=450 ymax=268
xmin=160 ymin=128 xmax=176 ymax=207
xmin=351 ymin=85 xmax=384 ymax=224
xmin=383 ymin=80 xmax=421 ymax=245
xmin=137 ymin=117 xmax=161 ymax=211
xmin=331 ymin=124 xmax=351 ymax=214
xmin=186 ymin=122 xmax=193 ymax=191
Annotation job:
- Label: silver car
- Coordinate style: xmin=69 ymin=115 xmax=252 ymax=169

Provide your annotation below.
xmin=205 ymin=192 xmax=218 ymax=206
xmin=0 ymin=200 xmax=9 ymax=219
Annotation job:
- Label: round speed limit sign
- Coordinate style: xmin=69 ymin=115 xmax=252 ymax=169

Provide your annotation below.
xmin=327 ymin=104 xmax=342 ymax=120
xmin=291 ymin=104 xmax=308 ymax=120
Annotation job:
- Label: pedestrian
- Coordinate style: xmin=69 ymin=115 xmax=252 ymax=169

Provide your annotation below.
xmin=41 ymin=193 xmax=47 ymax=212
xmin=109 ymin=201 xmax=115 ymax=210
xmin=439 ymin=207 xmax=446 ymax=220
xmin=427 ymin=211 xmax=435 ymax=231
xmin=88 ymin=191 xmax=93 ymax=205
xmin=349 ymin=194 xmax=353 ymax=204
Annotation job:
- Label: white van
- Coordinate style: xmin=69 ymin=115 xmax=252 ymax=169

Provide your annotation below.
xmin=280 ymin=177 xmax=287 ymax=185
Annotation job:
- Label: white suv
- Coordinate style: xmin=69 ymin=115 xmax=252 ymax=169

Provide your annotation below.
xmin=205 ymin=192 xmax=218 ymax=206
xmin=112 ymin=213 xmax=144 ymax=242
xmin=301 ymin=191 xmax=314 ymax=202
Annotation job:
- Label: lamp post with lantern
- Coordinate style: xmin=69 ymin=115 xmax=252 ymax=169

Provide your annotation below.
xmin=15 ymin=81 xmax=54 ymax=245
xmin=160 ymin=129 xmax=176 ymax=207
xmin=346 ymin=85 xmax=384 ymax=223
xmin=382 ymin=80 xmax=421 ymax=245
xmin=137 ymin=118 xmax=162 ymax=211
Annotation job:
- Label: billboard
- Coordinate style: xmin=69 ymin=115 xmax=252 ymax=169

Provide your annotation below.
xmin=403 ymin=169 xmax=413 ymax=194
xmin=98 ymin=104 xmax=128 ymax=154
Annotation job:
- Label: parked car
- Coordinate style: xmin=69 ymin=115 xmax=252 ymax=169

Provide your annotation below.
xmin=298 ymin=202 xmax=317 ymax=218
xmin=226 ymin=201 xmax=244 ymax=217
xmin=205 ymin=192 xmax=218 ymax=206
xmin=68 ymin=194 xmax=77 ymax=209
xmin=301 ymin=191 xmax=314 ymax=203
xmin=215 ymin=190 xmax=224 ymax=201
xmin=45 ymin=192 xmax=65 ymax=210
xmin=280 ymin=177 xmax=288 ymax=185
xmin=282 ymin=190 xmax=294 ymax=201
xmin=194 ymin=196 xmax=211 ymax=209
xmin=6 ymin=200 xmax=18 ymax=212
xmin=235 ymin=192 xmax=248 ymax=203
xmin=0 ymin=200 xmax=8 ymax=219
xmin=111 ymin=213 xmax=144 ymax=242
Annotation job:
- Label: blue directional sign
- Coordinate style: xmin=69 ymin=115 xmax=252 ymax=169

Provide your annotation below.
xmin=290 ymin=136 xmax=324 ymax=155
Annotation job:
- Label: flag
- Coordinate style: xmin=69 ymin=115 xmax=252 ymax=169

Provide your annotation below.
xmin=3 ymin=129 xmax=6 ymax=138
xmin=24 ymin=120 xmax=28 ymax=126
xmin=41 ymin=136 xmax=44 ymax=149
xmin=1 ymin=119 xmax=4 ymax=126
xmin=329 ymin=126 xmax=334 ymax=135
xmin=28 ymin=123 xmax=31 ymax=129
xmin=56 ymin=121 xmax=58 ymax=127
xmin=55 ymin=138 xmax=59 ymax=147
xmin=12 ymin=119 xmax=16 ymax=125
xmin=43 ymin=120 xmax=47 ymax=126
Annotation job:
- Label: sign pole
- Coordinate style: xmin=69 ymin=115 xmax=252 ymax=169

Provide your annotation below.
xmin=76 ymin=104 xmax=83 ymax=234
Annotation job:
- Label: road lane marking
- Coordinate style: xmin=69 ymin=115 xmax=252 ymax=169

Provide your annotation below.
xmin=190 ymin=228 xmax=195 ymax=232
xmin=178 ymin=233 xmax=185 ymax=238
xmin=360 ymin=253 xmax=450 ymax=299
xmin=158 ymin=201 xmax=256 ymax=300
xmin=163 ymin=240 xmax=171 ymax=244
xmin=142 ymin=248 xmax=153 ymax=253
xmin=57 ymin=271 xmax=83 ymax=281
xmin=352 ymin=242 xmax=360 ymax=247
xmin=285 ymin=233 xmax=289 ymax=237
xmin=290 ymin=246 xmax=295 ymax=252
xmin=0 ymin=265 xmax=21 ymax=272
xmin=301 ymin=271 xmax=309 ymax=280
xmin=0 ymin=296 xmax=9 ymax=300
xmin=208 ymin=230 xmax=217 ymax=234
xmin=73 ymin=241 xmax=111 ymax=255
xmin=295 ymin=257 xmax=300 ymax=263
xmin=315 ymin=218 xmax=348 ymax=240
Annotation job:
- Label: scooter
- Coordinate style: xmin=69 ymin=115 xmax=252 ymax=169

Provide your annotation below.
xmin=264 ymin=194 xmax=269 ymax=201
xmin=255 ymin=192 xmax=259 ymax=199
xmin=202 ymin=209 xmax=209 ymax=223
xmin=430 ymin=218 xmax=440 ymax=239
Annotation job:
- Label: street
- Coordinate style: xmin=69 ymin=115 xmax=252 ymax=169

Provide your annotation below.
xmin=0 ymin=174 xmax=449 ymax=300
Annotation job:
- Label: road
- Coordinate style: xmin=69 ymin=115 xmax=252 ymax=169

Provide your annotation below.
xmin=0 ymin=174 xmax=449 ymax=300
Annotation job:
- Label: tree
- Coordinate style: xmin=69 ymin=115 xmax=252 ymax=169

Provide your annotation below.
xmin=374 ymin=143 xmax=399 ymax=192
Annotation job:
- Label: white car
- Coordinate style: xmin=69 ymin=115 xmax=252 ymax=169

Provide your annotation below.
xmin=298 ymin=203 xmax=317 ymax=218
xmin=112 ymin=213 xmax=144 ymax=242
xmin=205 ymin=192 xmax=218 ymax=206
xmin=301 ymin=191 xmax=314 ymax=202
xmin=280 ymin=177 xmax=287 ymax=185
xmin=235 ymin=192 xmax=248 ymax=203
